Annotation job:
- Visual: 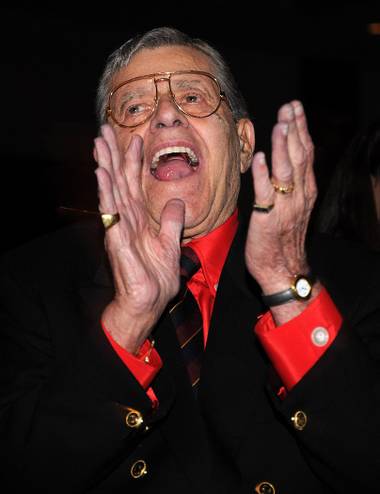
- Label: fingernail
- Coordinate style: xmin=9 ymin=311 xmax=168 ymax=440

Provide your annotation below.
xmin=294 ymin=102 xmax=304 ymax=116
xmin=256 ymin=151 xmax=266 ymax=164
xmin=284 ymin=104 xmax=294 ymax=119
xmin=281 ymin=123 xmax=289 ymax=136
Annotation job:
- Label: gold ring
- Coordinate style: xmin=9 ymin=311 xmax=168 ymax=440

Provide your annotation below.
xmin=252 ymin=203 xmax=274 ymax=213
xmin=101 ymin=212 xmax=120 ymax=230
xmin=271 ymin=179 xmax=294 ymax=194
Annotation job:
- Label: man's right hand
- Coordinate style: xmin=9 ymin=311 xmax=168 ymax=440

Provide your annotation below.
xmin=94 ymin=124 xmax=185 ymax=354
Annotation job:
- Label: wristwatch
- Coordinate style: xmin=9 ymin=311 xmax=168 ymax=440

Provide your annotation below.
xmin=261 ymin=274 xmax=314 ymax=307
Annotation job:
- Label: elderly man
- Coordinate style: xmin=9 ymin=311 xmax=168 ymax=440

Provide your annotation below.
xmin=1 ymin=27 xmax=379 ymax=493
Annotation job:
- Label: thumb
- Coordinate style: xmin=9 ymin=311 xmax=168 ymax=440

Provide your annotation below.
xmin=159 ymin=199 xmax=185 ymax=246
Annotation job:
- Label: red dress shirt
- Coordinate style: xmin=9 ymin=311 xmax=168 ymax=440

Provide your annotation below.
xmin=255 ymin=288 xmax=342 ymax=390
xmin=103 ymin=210 xmax=342 ymax=403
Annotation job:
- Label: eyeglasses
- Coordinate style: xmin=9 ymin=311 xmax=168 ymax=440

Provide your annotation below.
xmin=107 ymin=70 xmax=229 ymax=128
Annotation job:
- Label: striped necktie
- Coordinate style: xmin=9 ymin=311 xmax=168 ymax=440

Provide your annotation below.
xmin=169 ymin=246 xmax=204 ymax=390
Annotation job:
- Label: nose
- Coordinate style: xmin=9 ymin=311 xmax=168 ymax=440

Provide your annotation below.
xmin=149 ymin=80 xmax=189 ymax=131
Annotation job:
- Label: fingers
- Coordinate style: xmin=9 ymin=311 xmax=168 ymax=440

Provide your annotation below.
xmin=252 ymin=100 xmax=317 ymax=218
xmin=100 ymin=124 xmax=122 ymax=174
xmin=251 ymin=152 xmax=274 ymax=209
xmin=271 ymin=121 xmax=293 ymax=187
xmin=277 ymin=103 xmax=304 ymax=186
xmin=94 ymin=134 xmax=121 ymax=216
xmin=94 ymin=167 xmax=118 ymax=215
xmin=94 ymin=124 xmax=145 ymax=214
xmin=159 ymin=199 xmax=185 ymax=246
xmin=290 ymin=101 xmax=317 ymax=201
xmin=100 ymin=124 xmax=130 ymax=210
xmin=100 ymin=124 xmax=143 ymax=188
xmin=94 ymin=132 xmax=114 ymax=178
xmin=290 ymin=101 xmax=314 ymax=158
xmin=123 ymin=134 xmax=144 ymax=199
xmin=271 ymin=101 xmax=315 ymax=196
xmin=94 ymin=128 xmax=122 ymax=207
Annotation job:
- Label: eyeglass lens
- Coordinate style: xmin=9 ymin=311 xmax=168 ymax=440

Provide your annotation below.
xmin=110 ymin=73 xmax=220 ymax=127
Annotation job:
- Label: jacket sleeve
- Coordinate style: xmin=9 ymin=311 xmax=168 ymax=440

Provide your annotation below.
xmin=0 ymin=255 xmax=171 ymax=492
xmin=265 ymin=245 xmax=380 ymax=493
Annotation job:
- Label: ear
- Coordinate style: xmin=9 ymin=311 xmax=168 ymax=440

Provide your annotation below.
xmin=236 ymin=118 xmax=255 ymax=173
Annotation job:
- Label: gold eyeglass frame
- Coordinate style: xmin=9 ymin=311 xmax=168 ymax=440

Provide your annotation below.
xmin=106 ymin=70 xmax=230 ymax=128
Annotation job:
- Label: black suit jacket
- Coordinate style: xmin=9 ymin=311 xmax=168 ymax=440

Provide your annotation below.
xmin=1 ymin=219 xmax=380 ymax=493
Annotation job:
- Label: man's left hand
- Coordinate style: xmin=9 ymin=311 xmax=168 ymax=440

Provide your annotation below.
xmin=245 ymin=101 xmax=318 ymax=317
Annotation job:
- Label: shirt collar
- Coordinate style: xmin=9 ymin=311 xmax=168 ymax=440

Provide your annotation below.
xmin=185 ymin=209 xmax=238 ymax=291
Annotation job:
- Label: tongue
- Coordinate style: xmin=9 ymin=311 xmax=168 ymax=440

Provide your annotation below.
xmin=154 ymin=159 xmax=195 ymax=181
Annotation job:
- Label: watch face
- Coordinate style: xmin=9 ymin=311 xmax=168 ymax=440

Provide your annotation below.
xmin=295 ymin=277 xmax=312 ymax=298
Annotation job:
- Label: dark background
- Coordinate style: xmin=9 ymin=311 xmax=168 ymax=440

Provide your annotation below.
xmin=1 ymin=2 xmax=380 ymax=252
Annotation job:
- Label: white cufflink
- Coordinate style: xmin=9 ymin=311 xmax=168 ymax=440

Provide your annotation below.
xmin=311 ymin=326 xmax=329 ymax=347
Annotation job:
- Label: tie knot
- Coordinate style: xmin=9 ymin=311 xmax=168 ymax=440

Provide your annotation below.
xmin=180 ymin=246 xmax=200 ymax=282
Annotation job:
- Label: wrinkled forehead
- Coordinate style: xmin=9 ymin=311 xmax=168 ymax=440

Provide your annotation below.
xmin=112 ymin=45 xmax=216 ymax=88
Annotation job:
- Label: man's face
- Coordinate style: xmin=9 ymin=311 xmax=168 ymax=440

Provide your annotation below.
xmin=109 ymin=45 xmax=253 ymax=239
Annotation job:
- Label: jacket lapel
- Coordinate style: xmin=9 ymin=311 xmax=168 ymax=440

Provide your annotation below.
xmin=198 ymin=221 xmax=275 ymax=458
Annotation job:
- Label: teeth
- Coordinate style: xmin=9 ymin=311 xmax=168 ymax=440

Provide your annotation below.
xmin=151 ymin=146 xmax=199 ymax=169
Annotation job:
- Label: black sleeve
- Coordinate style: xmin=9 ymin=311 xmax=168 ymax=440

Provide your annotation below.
xmin=0 ymin=245 xmax=166 ymax=492
xmin=267 ymin=237 xmax=380 ymax=493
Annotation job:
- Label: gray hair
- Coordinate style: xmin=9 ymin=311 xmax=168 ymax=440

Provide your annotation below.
xmin=96 ymin=27 xmax=249 ymax=125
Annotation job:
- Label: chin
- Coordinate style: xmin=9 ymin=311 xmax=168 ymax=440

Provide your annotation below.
xmin=148 ymin=195 xmax=207 ymax=235
xmin=184 ymin=206 xmax=207 ymax=228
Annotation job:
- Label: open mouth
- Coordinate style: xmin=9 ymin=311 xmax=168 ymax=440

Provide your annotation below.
xmin=150 ymin=146 xmax=200 ymax=181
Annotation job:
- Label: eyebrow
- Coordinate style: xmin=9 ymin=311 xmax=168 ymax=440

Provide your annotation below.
xmin=119 ymin=85 xmax=152 ymax=101
xmin=172 ymin=78 xmax=204 ymax=88
xmin=172 ymin=78 xmax=214 ymax=99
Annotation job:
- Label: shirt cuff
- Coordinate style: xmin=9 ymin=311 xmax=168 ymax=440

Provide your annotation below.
xmin=255 ymin=287 xmax=342 ymax=390
xmin=101 ymin=321 xmax=162 ymax=390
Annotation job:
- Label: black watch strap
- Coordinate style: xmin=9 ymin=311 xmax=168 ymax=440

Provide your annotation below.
xmin=261 ymin=274 xmax=315 ymax=307
xmin=262 ymin=287 xmax=298 ymax=307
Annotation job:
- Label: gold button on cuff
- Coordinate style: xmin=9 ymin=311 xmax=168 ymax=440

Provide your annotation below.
xmin=130 ymin=459 xmax=148 ymax=479
xmin=291 ymin=410 xmax=307 ymax=430
xmin=125 ymin=407 xmax=144 ymax=429
xmin=255 ymin=481 xmax=276 ymax=494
